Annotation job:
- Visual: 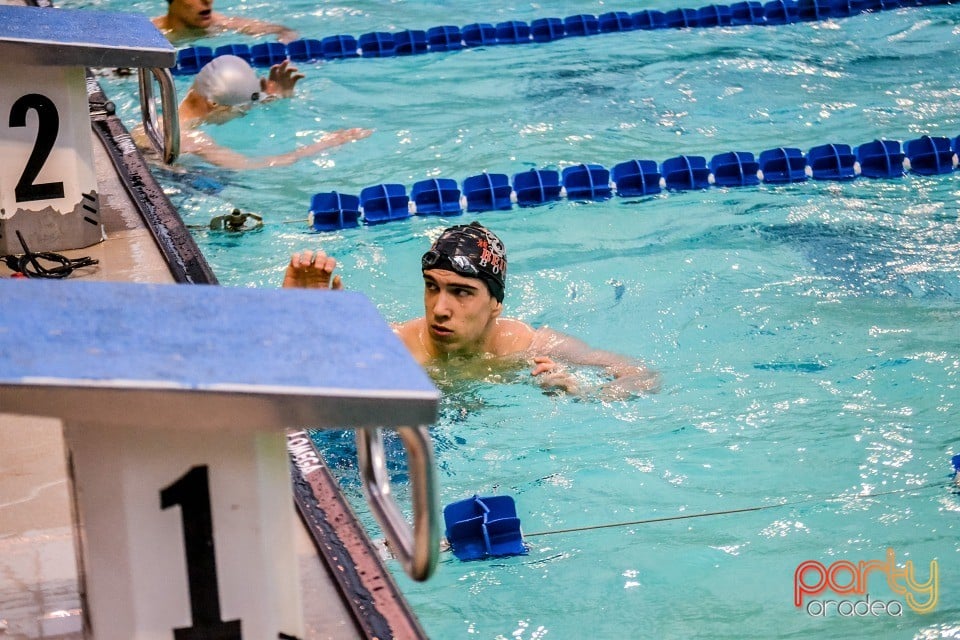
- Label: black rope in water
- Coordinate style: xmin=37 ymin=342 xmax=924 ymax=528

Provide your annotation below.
xmin=1 ymin=231 xmax=98 ymax=279
xmin=522 ymin=483 xmax=947 ymax=540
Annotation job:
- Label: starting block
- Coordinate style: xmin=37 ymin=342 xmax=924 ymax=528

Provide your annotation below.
xmin=0 ymin=5 xmax=178 ymax=255
xmin=0 ymin=280 xmax=440 ymax=639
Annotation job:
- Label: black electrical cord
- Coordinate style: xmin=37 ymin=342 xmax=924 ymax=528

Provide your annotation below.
xmin=1 ymin=231 xmax=98 ymax=279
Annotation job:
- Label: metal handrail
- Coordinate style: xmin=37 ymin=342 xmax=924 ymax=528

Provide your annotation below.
xmin=356 ymin=425 xmax=439 ymax=581
xmin=138 ymin=66 xmax=179 ymax=164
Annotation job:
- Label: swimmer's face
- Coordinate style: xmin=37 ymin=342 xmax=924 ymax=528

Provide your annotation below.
xmin=203 ymin=100 xmax=252 ymax=125
xmin=168 ymin=0 xmax=215 ymax=29
xmin=422 ymin=269 xmax=502 ymax=356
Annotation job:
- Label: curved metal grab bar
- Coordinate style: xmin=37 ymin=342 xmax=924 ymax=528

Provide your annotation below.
xmin=138 ymin=66 xmax=179 ymax=164
xmin=356 ymin=426 xmax=439 ymax=581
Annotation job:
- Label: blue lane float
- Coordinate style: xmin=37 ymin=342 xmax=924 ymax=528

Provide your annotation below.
xmin=443 ymin=494 xmax=526 ymax=561
xmin=306 ymin=132 xmax=960 ymax=230
xmin=170 ymin=0 xmax=950 ymax=75
xmin=309 ymin=192 xmax=360 ymax=231
xmin=905 ymin=135 xmax=954 ymax=175
xmin=854 ymin=139 xmax=904 ymax=178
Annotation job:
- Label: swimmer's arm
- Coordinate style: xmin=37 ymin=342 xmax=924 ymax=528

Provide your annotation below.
xmin=216 ymin=14 xmax=299 ymax=43
xmin=530 ymin=328 xmax=660 ymax=396
xmin=188 ymin=128 xmax=372 ymax=170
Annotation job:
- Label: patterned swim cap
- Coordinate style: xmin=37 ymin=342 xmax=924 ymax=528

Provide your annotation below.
xmin=421 ymin=222 xmax=507 ymax=302
xmin=193 ymin=55 xmax=261 ymax=107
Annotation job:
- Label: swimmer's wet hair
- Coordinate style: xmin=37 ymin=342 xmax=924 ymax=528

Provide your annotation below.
xmin=193 ymin=55 xmax=261 ymax=107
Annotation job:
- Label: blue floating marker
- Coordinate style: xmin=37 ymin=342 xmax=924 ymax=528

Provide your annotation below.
xmin=359 ymin=32 xmax=396 ymax=57
xmin=698 ymin=4 xmax=734 ymax=26
xmin=496 ymin=20 xmax=531 ymax=44
xmin=904 ymin=135 xmax=954 ymax=175
xmin=612 ymin=159 xmax=662 ymax=196
xmin=427 ymin=25 xmax=463 ymax=52
xmin=854 ymin=139 xmax=905 ymax=178
xmin=287 ymin=38 xmax=324 ymax=61
xmin=462 ymin=173 xmax=513 ymax=212
xmin=665 ymin=8 xmax=700 ymax=28
xmin=531 ymin=17 xmax=565 ymax=42
xmin=309 ymin=192 xmax=360 ymax=231
xmin=829 ymin=0 xmax=859 ymax=16
xmin=764 ymin=0 xmax=800 ymax=24
xmin=321 ymin=35 xmax=359 ymax=59
xmin=662 ymin=155 xmax=711 ymax=190
xmin=462 ymin=23 xmax=497 ymax=47
xmin=411 ymin=178 xmax=463 ymax=216
xmin=174 ymin=46 xmax=213 ymax=75
xmin=598 ymin=11 xmax=635 ymax=32
xmin=360 ymin=184 xmax=410 ymax=224
xmin=632 ymin=10 xmax=668 ymax=29
xmin=808 ymin=143 xmax=856 ymax=180
xmin=952 ymin=454 xmax=960 ymax=478
xmin=563 ymin=14 xmax=600 ymax=37
xmin=562 ymin=164 xmax=612 ymax=200
xmin=443 ymin=494 xmax=526 ymax=561
xmin=214 ymin=44 xmax=252 ymax=63
xmin=730 ymin=1 xmax=766 ymax=24
xmin=797 ymin=0 xmax=834 ymax=20
xmin=759 ymin=147 xmax=808 ymax=183
xmin=394 ymin=30 xmax=428 ymax=55
xmin=512 ymin=169 xmax=562 ymax=206
xmin=710 ymin=151 xmax=761 ymax=187
xmin=250 ymin=42 xmax=287 ymax=67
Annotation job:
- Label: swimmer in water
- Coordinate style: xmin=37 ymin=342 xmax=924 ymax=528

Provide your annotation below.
xmin=153 ymin=0 xmax=298 ymax=43
xmin=138 ymin=55 xmax=371 ymax=170
xmin=282 ymin=222 xmax=660 ymax=398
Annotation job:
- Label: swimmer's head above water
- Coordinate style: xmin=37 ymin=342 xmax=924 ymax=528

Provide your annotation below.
xmin=192 ymin=55 xmax=261 ymax=108
xmin=421 ymin=222 xmax=507 ymax=302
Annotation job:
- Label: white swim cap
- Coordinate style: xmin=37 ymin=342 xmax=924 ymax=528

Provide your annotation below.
xmin=193 ymin=55 xmax=261 ymax=107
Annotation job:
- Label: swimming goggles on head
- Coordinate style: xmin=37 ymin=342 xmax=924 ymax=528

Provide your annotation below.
xmin=421 ymin=249 xmax=481 ymax=277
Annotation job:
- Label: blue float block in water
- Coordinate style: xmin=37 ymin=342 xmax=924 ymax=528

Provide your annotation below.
xmin=759 ymin=147 xmax=808 ymax=183
xmin=250 ymin=42 xmax=287 ymax=67
xmin=462 ymin=23 xmax=497 ymax=46
xmin=854 ymin=139 xmax=905 ymax=178
xmin=904 ymin=135 xmax=955 ymax=175
xmin=562 ymin=164 xmax=612 ymax=200
xmin=710 ymin=151 xmax=761 ymax=187
xmin=360 ymin=184 xmax=410 ymax=224
xmin=512 ymin=169 xmax=562 ymax=206
xmin=613 ymin=159 xmax=662 ymax=197
xmin=662 ymin=155 xmax=711 ymax=190
xmin=411 ymin=178 xmax=463 ymax=216
xmin=808 ymin=143 xmax=856 ymax=180
xmin=462 ymin=173 xmax=513 ymax=211
xmin=359 ymin=32 xmax=396 ymax=57
xmin=310 ymin=192 xmax=361 ymax=231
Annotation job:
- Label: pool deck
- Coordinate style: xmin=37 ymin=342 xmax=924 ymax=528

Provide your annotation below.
xmin=0 ymin=2 xmax=419 ymax=636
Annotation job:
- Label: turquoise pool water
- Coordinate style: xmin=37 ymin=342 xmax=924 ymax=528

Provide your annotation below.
xmin=79 ymin=0 xmax=960 ymax=637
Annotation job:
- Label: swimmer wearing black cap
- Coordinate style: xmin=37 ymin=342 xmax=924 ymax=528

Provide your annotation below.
xmin=284 ymin=223 xmax=659 ymax=398
xmin=153 ymin=0 xmax=298 ymax=44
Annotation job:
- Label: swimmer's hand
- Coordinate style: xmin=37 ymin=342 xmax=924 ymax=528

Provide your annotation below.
xmin=283 ymin=250 xmax=343 ymax=290
xmin=531 ymin=356 xmax=581 ymax=395
xmin=320 ymin=127 xmax=374 ymax=147
xmin=261 ymin=60 xmax=305 ymax=98
xmin=596 ymin=367 xmax=661 ymax=400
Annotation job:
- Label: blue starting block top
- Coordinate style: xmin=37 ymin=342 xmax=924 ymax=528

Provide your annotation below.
xmin=0 ymin=280 xmax=438 ymax=431
xmin=0 ymin=5 xmax=175 ymax=68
